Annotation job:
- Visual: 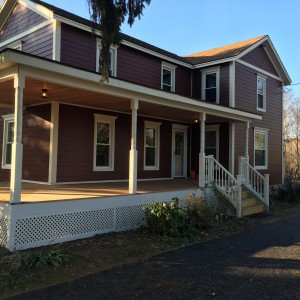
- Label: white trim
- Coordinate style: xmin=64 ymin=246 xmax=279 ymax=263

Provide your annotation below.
xmin=193 ymin=57 xmax=234 ymax=69
xmin=8 ymin=40 xmax=22 ymax=51
xmin=205 ymin=124 xmax=220 ymax=161
xmin=254 ymin=128 xmax=268 ymax=170
xmin=52 ymin=20 xmax=61 ymax=61
xmin=0 ymin=51 xmax=262 ymax=122
xmin=257 ymin=75 xmax=266 ymax=112
xmin=144 ymin=120 xmax=161 ymax=170
xmin=229 ymin=122 xmax=235 ymax=174
xmin=201 ymin=66 xmax=220 ymax=104
xmin=22 ymin=179 xmax=50 ymax=185
xmin=161 ymin=61 xmax=176 ymax=92
xmin=236 ymin=59 xmax=281 ymax=82
xmin=48 ymin=102 xmax=59 ymax=184
xmin=172 ymin=124 xmax=188 ymax=178
xmin=1 ymin=114 xmax=14 ymax=169
xmin=229 ymin=61 xmax=235 ymax=108
xmin=0 ymin=19 xmax=53 ymax=50
xmin=236 ymin=36 xmax=269 ymax=59
xmin=18 ymin=0 xmax=54 ymax=19
xmin=93 ymin=113 xmax=117 ymax=172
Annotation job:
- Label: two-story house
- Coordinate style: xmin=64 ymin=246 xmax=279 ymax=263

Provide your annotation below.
xmin=0 ymin=0 xmax=291 ymax=251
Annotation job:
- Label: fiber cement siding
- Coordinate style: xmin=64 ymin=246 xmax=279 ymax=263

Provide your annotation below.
xmin=234 ymin=62 xmax=283 ymax=184
xmin=0 ymin=3 xmax=47 ymax=43
xmin=56 ymin=104 xmax=182 ymax=182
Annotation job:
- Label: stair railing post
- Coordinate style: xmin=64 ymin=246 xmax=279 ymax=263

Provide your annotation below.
xmin=264 ymin=174 xmax=270 ymax=211
xmin=236 ymin=175 xmax=242 ymax=218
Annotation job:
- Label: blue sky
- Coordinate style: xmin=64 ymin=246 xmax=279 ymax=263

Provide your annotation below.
xmin=44 ymin=0 xmax=299 ymax=95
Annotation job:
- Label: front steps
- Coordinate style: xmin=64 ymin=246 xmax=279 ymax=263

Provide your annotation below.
xmin=241 ymin=190 xmax=265 ymax=217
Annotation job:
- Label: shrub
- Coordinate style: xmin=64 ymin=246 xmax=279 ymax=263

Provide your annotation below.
xmin=186 ymin=194 xmax=214 ymax=229
xmin=143 ymin=198 xmax=196 ymax=238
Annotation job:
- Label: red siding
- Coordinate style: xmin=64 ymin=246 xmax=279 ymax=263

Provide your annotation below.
xmin=241 ymin=46 xmax=279 ymax=77
xmin=0 ymin=3 xmax=47 ymax=43
xmin=176 ymin=66 xmax=192 ymax=97
xmin=56 ymin=104 xmax=184 ymax=182
xmin=117 ymin=45 xmax=161 ymax=89
xmin=22 ymin=24 xmax=53 ymax=59
xmin=23 ymin=105 xmax=51 ymax=182
xmin=235 ymin=62 xmax=283 ymax=184
xmin=0 ymin=105 xmax=51 ymax=183
xmin=60 ymin=23 xmax=96 ymax=72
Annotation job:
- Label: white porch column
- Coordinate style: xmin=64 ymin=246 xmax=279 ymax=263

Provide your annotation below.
xmin=245 ymin=121 xmax=250 ymax=162
xmin=229 ymin=122 xmax=235 ymax=174
xmin=10 ymin=73 xmax=25 ymax=203
xmin=199 ymin=112 xmax=206 ymax=187
xmin=48 ymin=102 xmax=59 ymax=184
xmin=129 ymin=99 xmax=139 ymax=194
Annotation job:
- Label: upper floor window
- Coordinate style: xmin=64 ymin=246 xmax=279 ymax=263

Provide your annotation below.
xmin=161 ymin=62 xmax=176 ymax=92
xmin=254 ymin=128 xmax=268 ymax=169
xmin=93 ymin=114 xmax=117 ymax=171
xmin=257 ymin=75 xmax=266 ymax=111
xmin=96 ymin=39 xmax=117 ymax=77
xmin=2 ymin=115 xmax=14 ymax=169
xmin=144 ymin=121 xmax=161 ymax=170
xmin=201 ymin=67 xmax=220 ymax=103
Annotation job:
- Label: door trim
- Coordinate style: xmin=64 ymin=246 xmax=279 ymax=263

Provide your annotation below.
xmin=172 ymin=124 xmax=188 ymax=178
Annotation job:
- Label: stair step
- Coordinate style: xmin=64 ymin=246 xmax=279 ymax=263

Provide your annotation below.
xmin=242 ymin=198 xmax=259 ymax=207
xmin=241 ymin=191 xmax=252 ymax=199
xmin=242 ymin=204 xmax=265 ymax=217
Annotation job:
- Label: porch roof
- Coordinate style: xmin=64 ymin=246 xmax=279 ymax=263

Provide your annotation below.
xmin=0 ymin=49 xmax=262 ymax=123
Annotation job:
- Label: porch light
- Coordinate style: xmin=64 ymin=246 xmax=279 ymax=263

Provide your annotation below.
xmin=41 ymin=89 xmax=48 ymax=99
xmin=194 ymin=117 xmax=199 ymax=124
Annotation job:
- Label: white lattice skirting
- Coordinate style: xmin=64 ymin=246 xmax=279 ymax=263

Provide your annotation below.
xmin=0 ymin=203 xmax=10 ymax=248
xmin=2 ymin=188 xmax=202 ymax=251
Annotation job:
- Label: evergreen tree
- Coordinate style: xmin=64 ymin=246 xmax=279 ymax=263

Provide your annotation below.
xmin=87 ymin=0 xmax=151 ymax=81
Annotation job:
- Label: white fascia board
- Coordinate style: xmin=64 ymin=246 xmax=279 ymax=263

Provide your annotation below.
xmin=1 ymin=50 xmax=261 ymax=122
xmin=192 ymin=57 xmax=235 ymax=69
xmin=0 ymin=0 xmax=17 ymax=32
xmin=18 ymin=0 xmax=53 ymax=19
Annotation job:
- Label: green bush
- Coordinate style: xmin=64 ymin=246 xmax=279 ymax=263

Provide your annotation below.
xmin=143 ymin=198 xmax=196 ymax=237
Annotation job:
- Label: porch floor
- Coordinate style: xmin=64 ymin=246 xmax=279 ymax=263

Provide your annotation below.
xmin=0 ymin=179 xmax=199 ymax=203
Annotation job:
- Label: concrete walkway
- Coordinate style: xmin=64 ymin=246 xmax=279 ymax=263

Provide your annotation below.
xmin=9 ymin=205 xmax=300 ymax=300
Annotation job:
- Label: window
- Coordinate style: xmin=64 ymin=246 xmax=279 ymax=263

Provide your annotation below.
xmin=2 ymin=115 xmax=14 ymax=169
xmin=201 ymin=67 xmax=220 ymax=103
xmin=204 ymin=125 xmax=219 ymax=160
xmin=161 ymin=62 xmax=176 ymax=92
xmin=93 ymin=114 xmax=117 ymax=171
xmin=257 ymin=75 xmax=266 ymax=111
xmin=144 ymin=121 xmax=161 ymax=170
xmin=96 ymin=39 xmax=117 ymax=77
xmin=254 ymin=128 xmax=268 ymax=169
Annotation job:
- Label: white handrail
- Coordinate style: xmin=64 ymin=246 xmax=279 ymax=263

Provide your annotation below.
xmin=205 ymin=155 xmax=242 ymax=216
xmin=239 ymin=157 xmax=269 ymax=207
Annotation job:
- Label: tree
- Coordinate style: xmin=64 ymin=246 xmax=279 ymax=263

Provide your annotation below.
xmin=87 ymin=0 xmax=151 ymax=82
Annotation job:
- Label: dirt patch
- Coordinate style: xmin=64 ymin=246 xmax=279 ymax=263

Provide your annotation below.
xmin=1 ymin=218 xmax=254 ymax=299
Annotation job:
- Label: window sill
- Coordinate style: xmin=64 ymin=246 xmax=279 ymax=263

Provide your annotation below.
xmin=2 ymin=165 xmax=11 ymax=169
xmin=93 ymin=167 xmax=114 ymax=172
xmin=144 ymin=167 xmax=160 ymax=171
xmin=257 ymin=108 xmax=266 ymax=112
xmin=254 ymin=166 xmax=268 ymax=170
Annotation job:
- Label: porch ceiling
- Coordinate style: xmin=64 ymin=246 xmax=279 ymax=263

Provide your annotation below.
xmin=0 ymin=78 xmax=234 ymax=123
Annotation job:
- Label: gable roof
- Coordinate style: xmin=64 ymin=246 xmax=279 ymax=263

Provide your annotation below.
xmin=0 ymin=0 xmax=291 ymax=85
xmin=184 ymin=36 xmax=266 ymax=64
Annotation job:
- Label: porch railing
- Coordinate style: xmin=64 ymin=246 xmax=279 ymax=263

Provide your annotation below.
xmin=239 ymin=156 xmax=269 ymax=208
xmin=205 ymin=155 xmax=242 ymax=217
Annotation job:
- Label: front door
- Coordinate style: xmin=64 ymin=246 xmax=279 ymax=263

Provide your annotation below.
xmin=172 ymin=125 xmax=187 ymax=178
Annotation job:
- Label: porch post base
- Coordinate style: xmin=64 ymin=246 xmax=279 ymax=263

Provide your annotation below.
xmin=129 ymin=149 xmax=138 ymax=194
xmin=10 ymin=143 xmax=23 ymax=203
xmin=199 ymin=152 xmax=205 ymax=188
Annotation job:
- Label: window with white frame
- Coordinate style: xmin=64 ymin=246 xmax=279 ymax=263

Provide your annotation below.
xmin=201 ymin=67 xmax=220 ymax=103
xmin=96 ymin=39 xmax=117 ymax=77
xmin=161 ymin=62 xmax=176 ymax=92
xmin=2 ymin=115 xmax=14 ymax=169
xmin=254 ymin=128 xmax=268 ymax=169
xmin=204 ymin=125 xmax=219 ymax=160
xmin=144 ymin=121 xmax=161 ymax=170
xmin=257 ymin=75 xmax=266 ymax=111
xmin=93 ymin=114 xmax=117 ymax=171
